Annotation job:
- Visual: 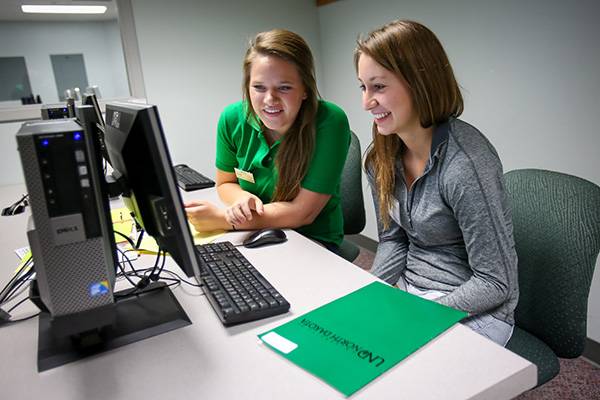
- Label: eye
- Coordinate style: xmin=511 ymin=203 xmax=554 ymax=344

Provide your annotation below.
xmin=374 ymin=84 xmax=386 ymax=91
xmin=358 ymin=84 xmax=366 ymax=92
xmin=252 ymin=85 xmax=266 ymax=92
xmin=278 ymin=86 xmax=292 ymax=92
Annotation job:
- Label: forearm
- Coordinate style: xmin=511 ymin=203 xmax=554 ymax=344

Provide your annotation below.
xmin=232 ymin=200 xmax=316 ymax=230
xmin=437 ymin=275 xmax=510 ymax=316
xmin=216 ymin=182 xmax=249 ymax=205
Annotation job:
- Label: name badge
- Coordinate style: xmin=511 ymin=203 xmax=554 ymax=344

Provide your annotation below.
xmin=234 ymin=168 xmax=255 ymax=184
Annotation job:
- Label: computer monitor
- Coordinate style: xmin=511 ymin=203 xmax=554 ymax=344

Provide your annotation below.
xmin=81 ymin=93 xmax=111 ymax=165
xmin=82 ymin=92 xmax=104 ymax=127
xmin=103 ymin=101 xmax=201 ymax=278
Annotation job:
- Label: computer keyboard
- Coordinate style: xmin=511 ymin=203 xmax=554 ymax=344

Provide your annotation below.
xmin=195 ymin=241 xmax=290 ymax=326
xmin=174 ymin=164 xmax=215 ymax=191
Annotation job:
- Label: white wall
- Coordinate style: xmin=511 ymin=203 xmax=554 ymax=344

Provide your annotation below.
xmin=0 ymin=122 xmax=25 ymax=185
xmin=129 ymin=0 xmax=322 ymax=178
xmin=317 ymin=0 xmax=600 ymax=342
xmin=0 ymin=20 xmax=129 ymax=104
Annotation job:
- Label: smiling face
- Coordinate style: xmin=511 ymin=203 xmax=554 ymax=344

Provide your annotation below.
xmin=248 ymin=54 xmax=307 ymax=136
xmin=357 ymin=54 xmax=420 ymax=136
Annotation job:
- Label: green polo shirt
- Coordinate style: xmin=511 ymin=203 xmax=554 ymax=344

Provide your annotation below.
xmin=215 ymin=100 xmax=350 ymax=246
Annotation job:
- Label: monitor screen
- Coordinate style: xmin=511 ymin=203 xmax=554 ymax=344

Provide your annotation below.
xmin=103 ymin=101 xmax=201 ymax=278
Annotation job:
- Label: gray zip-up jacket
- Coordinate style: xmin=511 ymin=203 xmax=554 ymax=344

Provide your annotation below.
xmin=367 ymin=118 xmax=518 ymax=324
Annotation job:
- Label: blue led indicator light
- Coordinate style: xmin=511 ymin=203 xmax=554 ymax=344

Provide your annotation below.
xmin=73 ymin=132 xmax=82 ymax=141
xmin=41 ymin=139 xmax=49 ymax=147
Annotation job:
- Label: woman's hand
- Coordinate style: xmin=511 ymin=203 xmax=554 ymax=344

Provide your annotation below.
xmin=184 ymin=200 xmax=228 ymax=231
xmin=225 ymin=194 xmax=265 ymax=227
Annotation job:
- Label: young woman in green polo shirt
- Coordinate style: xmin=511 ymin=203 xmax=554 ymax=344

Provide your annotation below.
xmin=184 ymin=29 xmax=351 ymax=252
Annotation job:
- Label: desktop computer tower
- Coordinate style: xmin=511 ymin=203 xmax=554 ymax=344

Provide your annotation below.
xmin=16 ymin=118 xmax=116 ymax=335
xmin=41 ymin=103 xmax=70 ymax=120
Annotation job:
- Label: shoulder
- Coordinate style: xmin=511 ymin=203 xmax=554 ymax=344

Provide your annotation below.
xmin=314 ymin=100 xmax=351 ymax=146
xmin=441 ymin=119 xmax=504 ymax=186
xmin=316 ymin=100 xmax=350 ymax=129
xmin=219 ymin=101 xmax=245 ymax=123
xmin=445 ymin=119 xmax=501 ymax=169
xmin=218 ymin=101 xmax=255 ymax=140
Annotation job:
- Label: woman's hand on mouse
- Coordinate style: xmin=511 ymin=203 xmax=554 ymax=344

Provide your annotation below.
xmin=225 ymin=194 xmax=264 ymax=227
xmin=184 ymin=200 xmax=229 ymax=231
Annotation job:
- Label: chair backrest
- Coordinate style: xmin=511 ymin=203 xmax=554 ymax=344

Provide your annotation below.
xmin=504 ymin=169 xmax=600 ymax=357
xmin=340 ymin=131 xmax=366 ymax=235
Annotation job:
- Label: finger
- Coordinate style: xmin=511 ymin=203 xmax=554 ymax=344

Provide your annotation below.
xmin=225 ymin=209 xmax=237 ymax=225
xmin=226 ymin=207 xmax=241 ymax=226
xmin=254 ymin=198 xmax=264 ymax=215
xmin=240 ymin=202 xmax=253 ymax=220
xmin=183 ymin=200 xmax=203 ymax=208
xmin=232 ymin=206 xmax=247 ymax=224
xmin=185 ymin=205 xmax=207 ymax=217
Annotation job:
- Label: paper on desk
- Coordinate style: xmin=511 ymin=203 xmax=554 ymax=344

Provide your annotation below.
xmin=14 ymin=246 xmax=30 ymax=260
xmin=131 ymin=224 xmax=225 ymax=255
xmin=111 ymin=208 xmax=135 ymax=243
xmin=13 ymin=248 xmax=33 ymax=275
xmin=258 ymin=281 xmax=467 ymax=397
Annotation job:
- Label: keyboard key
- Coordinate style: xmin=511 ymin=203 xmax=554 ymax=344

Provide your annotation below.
xmin=196 ymin=241 xmax=290 ymax=326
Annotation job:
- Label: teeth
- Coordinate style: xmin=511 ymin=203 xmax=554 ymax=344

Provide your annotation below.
xmin=373 ymin=112 xmax=390 ymax=119
xmin=264 ymin=108 xmax=282 ymax=114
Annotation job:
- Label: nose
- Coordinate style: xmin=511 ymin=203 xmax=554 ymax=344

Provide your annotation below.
xmin=362 ymin=91 xmax=376 ymax=110
xmin=265 ymin=89 xmax=278 ymax=104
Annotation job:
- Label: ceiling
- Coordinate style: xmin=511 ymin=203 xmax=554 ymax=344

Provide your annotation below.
xmin=0 ymin=0 xmax=118 ymax=22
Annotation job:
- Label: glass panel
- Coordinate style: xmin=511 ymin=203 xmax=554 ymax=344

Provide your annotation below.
xmin=0 ymin=56 xmax=32 ymax=102
xmin=0 ymin=0 xmax=130 ymax=110
xmin=50 ymin=54 xmax=89 ymax=101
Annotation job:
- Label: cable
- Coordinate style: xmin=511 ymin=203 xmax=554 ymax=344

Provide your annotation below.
xmin=135 ymin=229 xmax=145 ymax=249
xmin=6 ymin=297 xmax=29 ymax=313
xmin=113 ymin=230 xmax=137 ymax=250
xmin=1 ymin=194 xmax=29 ymax=216
xmin=0 ymin=258 xmax=34 ymax=306
xmin=0 ymin=255 xmax=33 ymax=301
xmin=160 ymin=269 xmax=203 ymax=288
xmin=2 ymin=277 xmax=34 ymax=305
xmin=116 ymin=248 xmax=140 ymax=277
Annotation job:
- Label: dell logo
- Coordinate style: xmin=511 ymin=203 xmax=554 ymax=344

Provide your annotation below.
xmin=111 ymin=111 xmax=121 ymax=128
xmin=57 ymin=226 xmax=78 ymax=235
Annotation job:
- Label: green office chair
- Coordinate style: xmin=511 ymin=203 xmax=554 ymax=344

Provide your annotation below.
xmin=503 ymin=169 xmax=600 ymax=387
xmin=338 ymin=131 xmax=366 ymax=262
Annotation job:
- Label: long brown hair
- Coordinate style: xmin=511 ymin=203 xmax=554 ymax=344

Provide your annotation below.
xmin=243 ymin=29 xmax=319 ymax=201
xmin=355 ymin=20 xmax=464 ymax=228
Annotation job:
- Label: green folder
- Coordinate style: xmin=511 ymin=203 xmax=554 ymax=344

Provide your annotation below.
xmin=258 ymin=281 xmax=467 ymax=396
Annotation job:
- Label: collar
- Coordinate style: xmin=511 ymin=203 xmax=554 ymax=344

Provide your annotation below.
xmin=243 ymin=101 xmax=262 ymax=132
xmin=430 ymin=119 xmax=450 ymax=160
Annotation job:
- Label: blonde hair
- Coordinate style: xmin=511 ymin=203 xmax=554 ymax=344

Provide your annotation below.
xmin=355 ymin=20 xmax=463 ymax=228
xmin=243 ymin=29 xmax=319 ymax=201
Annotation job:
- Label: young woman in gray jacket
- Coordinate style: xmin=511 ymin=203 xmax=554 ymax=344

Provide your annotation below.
xmin=355 ymin=20 xmax=518 ymax=346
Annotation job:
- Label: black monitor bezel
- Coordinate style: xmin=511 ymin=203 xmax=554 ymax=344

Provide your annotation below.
xmin=103 ymin=101 xmax=201 ymax=278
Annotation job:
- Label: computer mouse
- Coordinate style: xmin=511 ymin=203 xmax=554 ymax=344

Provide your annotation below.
xmin=242 ymin=228 xmax=287 ymax=248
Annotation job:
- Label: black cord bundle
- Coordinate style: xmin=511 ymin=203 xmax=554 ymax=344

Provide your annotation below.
xmin=0 ymin=256 xmax=37 ymax=326
xmin=1 ymin=194 xmax=29 ymax=216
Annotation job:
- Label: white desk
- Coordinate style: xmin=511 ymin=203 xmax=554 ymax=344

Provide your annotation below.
xmin=0 ymin=184 xmax=536 ymax=399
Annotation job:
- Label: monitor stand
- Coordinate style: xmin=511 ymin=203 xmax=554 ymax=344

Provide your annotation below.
xmin=37 ymin=282 xmax=191 ymax=372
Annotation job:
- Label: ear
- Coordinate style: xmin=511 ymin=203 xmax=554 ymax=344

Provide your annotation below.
xmin=302 ymin=92 xmax=308 ymax=100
